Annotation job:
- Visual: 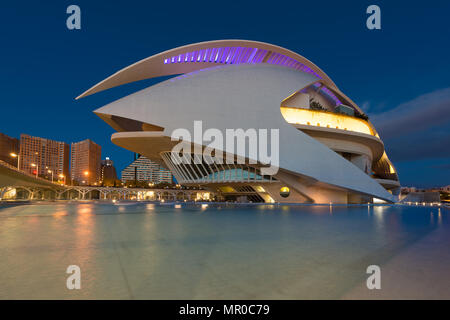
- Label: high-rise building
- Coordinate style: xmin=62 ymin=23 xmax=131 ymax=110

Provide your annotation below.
xmin=19 ymin=134 xmax=69 ymax=178
xmin=100 ymin=157 xmax=118 ymax=186
xmin=71 ymin=139 xmax=101 ymax=185
xmin=0 ymin=132 xmax=19 ymax=167
xmin=121 ymin=156 xmax=173 ymax=184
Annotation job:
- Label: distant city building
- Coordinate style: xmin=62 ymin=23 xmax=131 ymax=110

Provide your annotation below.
xmin=0 ymin=132 xmax=19 ymax=167
xmin=402 ymin=186 xmax=450 ymax=194
xmin=121 ymin=156 xmax=172 ymax=184
xmin=422 ymin=185 xmax=450 ymax=193
xmin=71 ymin=139 xmax=101 ymax=185
xmin=19 ymin=134 xmax=70 ymax=178
xmin=401 ymin=187 xmax=417 ymax=194
xmin=401 ymin=191 xmax=441 ymax=204
xmin=100 ymin=157 xmax=118 ymax=186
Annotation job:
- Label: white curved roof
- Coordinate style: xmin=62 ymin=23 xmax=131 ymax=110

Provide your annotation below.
xmin=76 ymin=39 xmax=362 ymax=113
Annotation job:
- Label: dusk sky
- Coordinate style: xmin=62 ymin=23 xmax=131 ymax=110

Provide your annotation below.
xmin=0 ymin=1 xmax=449 ymax=187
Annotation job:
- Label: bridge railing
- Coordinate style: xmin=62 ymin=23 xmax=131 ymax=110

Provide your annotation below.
xmin=0 ymin=159 xmax=64 ymax=187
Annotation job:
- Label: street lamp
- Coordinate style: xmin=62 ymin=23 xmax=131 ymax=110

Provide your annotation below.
xmin=59 ymin=174 xmax=66 ymax=185
xmin=31 ymin=163 xmax=38 ymax=177
xmin=47 ymin=169 xmax=54 ymax=182
xmin=83 ymin=171 xmax=89 ymax=185
xmin=10 ymin=153 xmax=20 ymax=170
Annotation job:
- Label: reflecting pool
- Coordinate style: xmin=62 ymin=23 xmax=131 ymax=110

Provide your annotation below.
xmin=0 ymin=202 xmax=448 ymax=299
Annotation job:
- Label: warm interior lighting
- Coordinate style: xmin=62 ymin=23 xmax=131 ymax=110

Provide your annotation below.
xmin=280 ymin=107 xmax=375 ymax=136
xmin=280 ymin=186 xmax=290 ymax=198
xmin=380 ymin=152 xmax=396 ymax=174
xmin=389 ymin=164 xmax=396 ymax=174
xmin=254 ymin=186 xmax=266 ymax=193
xmin=196 ymin=192 xmax=210 ymax=201
xmin=218 ymin=186 xmax=236 ymax=193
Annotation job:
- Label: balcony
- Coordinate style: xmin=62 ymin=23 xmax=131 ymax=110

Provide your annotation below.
xmin=280 ymin=106 xmax=376 ymax=137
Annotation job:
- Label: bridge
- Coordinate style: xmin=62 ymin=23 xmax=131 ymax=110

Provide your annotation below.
xmin=51 ymin=186 xmax=206 ymax=201
xmin=0 ymin=160 xmax=65 ymax=200
xmin=0 ymin=160 xmax=209 ymax=201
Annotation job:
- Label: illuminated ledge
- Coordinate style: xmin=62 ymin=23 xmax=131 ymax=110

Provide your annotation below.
xmin=293 ymin=123 xmax=385 ymax=161
xmin=281 ymin=107 xmax=376 ymax=136
xmin=110 ymin=131 xmax=174 ymax=164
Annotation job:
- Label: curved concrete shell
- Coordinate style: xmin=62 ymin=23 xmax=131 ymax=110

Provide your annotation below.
xmin=78 ymin=40 xmax=400 ymax=204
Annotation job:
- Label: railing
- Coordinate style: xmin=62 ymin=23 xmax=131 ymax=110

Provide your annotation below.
xmin=0 ymin=160 xmax=63 ymax=187
xmin=161 ymin=152 xmax=276 ymax=184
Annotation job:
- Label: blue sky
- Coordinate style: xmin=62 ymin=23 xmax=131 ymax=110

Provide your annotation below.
xmin=0 ymin=1 xmax=449 ymax=187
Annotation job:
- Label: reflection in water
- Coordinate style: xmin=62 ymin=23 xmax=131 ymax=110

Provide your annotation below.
xmin=0 ymin=203 xmax=447 ymax=299
xmin=52 ymin=210 xmax=67 ymax=219
xmin=373 ymin=205 xmax=386 ymax=229
xmin=76 ymin=204 xmax=94 ymax=225
xmin=74 ymin=204 xmax=95 ymax=282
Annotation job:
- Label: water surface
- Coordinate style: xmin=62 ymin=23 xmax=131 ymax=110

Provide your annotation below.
xmin=0 ymin=202 xmax=448 ymax=299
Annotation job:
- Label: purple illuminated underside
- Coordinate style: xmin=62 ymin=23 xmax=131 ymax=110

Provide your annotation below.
xmin=164 ymin=46 xmax=342 ymax=106
xmin=312 ymin=83 xmax=342 ymax=106
xmin=163 ymin=46 xmax=322 ymax=79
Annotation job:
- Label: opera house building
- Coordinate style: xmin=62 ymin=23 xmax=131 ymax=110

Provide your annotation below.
xmin=77 ymin=40 xmax=400 ymax=204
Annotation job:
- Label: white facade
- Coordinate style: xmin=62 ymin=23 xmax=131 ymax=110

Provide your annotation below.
xmin=78 ymin=40 xmax=400 ymax=203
